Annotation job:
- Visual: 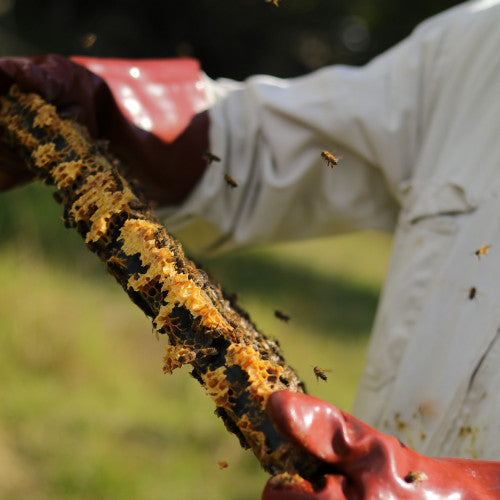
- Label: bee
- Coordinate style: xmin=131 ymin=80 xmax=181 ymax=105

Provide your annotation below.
xmin=154 ymin=228 xmax=168 ymax=248
xmin=203 ymin=151 xmax=221 ymax=164
xmin=107 ymin=255 xmax=127 ymax=269
xmin=217 ymin=461 xmax=229 ymax=470
xmin=177 ymin=351 xmax=196 ymax=365
xmin=109 ymin=166 xmax=124 ymax=191
xmin=196 ymin=347 xmax=218 ymax=359
xmin=468 ymin=286 xmax=477 ymax=300
xmin=404 ymin=470 xmax=428 ymax=484
xmin=265 ymin=0 xmax=280 ymax=6
xmin=224 ymin=174 xmax=238 ymax=188
xmin=274 ymin=310 xmax=290 ymax=322
xmin=269 ymin=474 xmax=299 ymax=489
xmin=80 ymin=32 xmax=97 ymax=49
xmin=474 ymin=245 xmax=491 ymax=260
xmin=321 ymin=150 xmax=339 ymax=169
xmin=62 ymin=210 xmax=76 ymax=229
xmin=313 ymin=365 xmax=330 ymax=382
xmin=129 ymin=198 xmax=146 ymax=213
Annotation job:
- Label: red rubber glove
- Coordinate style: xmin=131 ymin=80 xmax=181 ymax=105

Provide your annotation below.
xmin=0 ymin=54 xmax=209 ymax=205
xmin=263 ymin=391 xmax=500 ymax=499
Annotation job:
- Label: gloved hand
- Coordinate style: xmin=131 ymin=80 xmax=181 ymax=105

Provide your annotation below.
xmin=263 ymin=391 xmax=500 ymax=499
xmin=0 ymin=54 xmax=210 ymax=204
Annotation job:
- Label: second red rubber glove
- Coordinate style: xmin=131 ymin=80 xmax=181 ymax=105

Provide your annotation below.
xmin=263 ymin=391 xmax=500 ymax=499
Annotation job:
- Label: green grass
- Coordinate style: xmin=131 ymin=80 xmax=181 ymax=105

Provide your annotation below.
xmin=0 ymin=183 xmax=392 ymax=499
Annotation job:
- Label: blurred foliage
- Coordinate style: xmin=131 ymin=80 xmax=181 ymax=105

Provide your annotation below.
xmin=0 ymin=0 xmax=462 ymax=79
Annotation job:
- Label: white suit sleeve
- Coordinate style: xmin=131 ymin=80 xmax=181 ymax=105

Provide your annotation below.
xmin=161 ymin=10 xmax=453 ymax=253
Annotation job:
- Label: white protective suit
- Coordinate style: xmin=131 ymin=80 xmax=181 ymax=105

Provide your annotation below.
xmin=162 ymin=0 xmax=500 ymax=459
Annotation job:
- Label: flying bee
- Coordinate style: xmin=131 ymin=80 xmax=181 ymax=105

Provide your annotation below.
xmin=224 ymin=174 xmax=238 ymax=188
xmin=274 ymin=310 xmax=290 ymax=322
xmin=217 ymin=461 xmax=229 ymax=470
xmin=404 ymin=471 xmax=428 ymax=484
xmin=80 ymin=32 xmax=97 ymax=49
xmin=203 ymin=151 xmax=221 ymax=164
xmin=474 ymin=245 xmax=491 ymax=260
xmin=313 ymin=365 xmax=330 ymax=382
xmin=321 ymin=150 xmax=339 ymax=169
xmin=265 ymin=0 xmax=280 ymax=6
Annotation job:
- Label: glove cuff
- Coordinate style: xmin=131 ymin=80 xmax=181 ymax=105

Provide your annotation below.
xmin=70 ymin=56 xmax=208 ymax=143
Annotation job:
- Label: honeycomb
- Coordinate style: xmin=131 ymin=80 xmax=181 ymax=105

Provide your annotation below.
xmin=0 ymin=85 xmax=322 ymax=479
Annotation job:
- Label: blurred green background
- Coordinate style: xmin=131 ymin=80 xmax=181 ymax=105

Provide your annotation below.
xmin=0 ymin=0 xmax=461 ymax=498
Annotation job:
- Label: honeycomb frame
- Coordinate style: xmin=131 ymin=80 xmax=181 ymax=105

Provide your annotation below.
xmin=0 ymin=85 xmax=322 ymax=479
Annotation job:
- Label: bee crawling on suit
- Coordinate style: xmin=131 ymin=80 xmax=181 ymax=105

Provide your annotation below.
xmin=474 ymin=244 xmax=491 ymax=260
xmin=224 ymin=174 xmax=238 ymax=188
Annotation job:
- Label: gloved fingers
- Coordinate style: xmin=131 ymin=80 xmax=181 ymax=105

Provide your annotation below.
xmin=0 ymin=55 xmax=108 ymax=191
xmin=266 ymin=391 xmax=500 ymax=499
xmin=267 ymin=391 xmax=371 ymax=466
xmin=262 ymin=473 xmax=348 ymax=500
xmin=266 ymin=391 xmax=416 ymax=482
xmin=100 ymin=107 xmax=210 ymax=205
xmin=0 ymin=54 xmax=109 ymax=137
xmin=0 ymin=55 xmax=210 ymax=203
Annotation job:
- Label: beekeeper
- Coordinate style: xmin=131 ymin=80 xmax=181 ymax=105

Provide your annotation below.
xmin=1 ymin=0 xmax=499 ymax=497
